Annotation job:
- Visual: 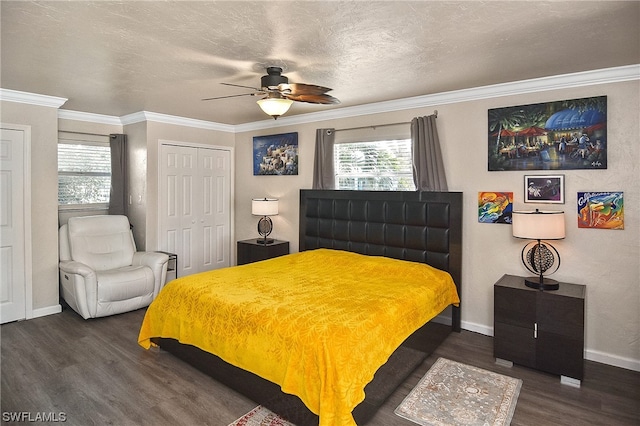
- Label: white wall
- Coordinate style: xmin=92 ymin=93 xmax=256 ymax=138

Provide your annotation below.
xmin=234 ymin=79 xmax=640 ymax=370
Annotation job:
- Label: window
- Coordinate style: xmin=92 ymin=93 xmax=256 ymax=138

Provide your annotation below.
xmin=58 ymin=137 xmax=111 ymax=208
xmin=334 ymin=139 xmax=415 ymax=191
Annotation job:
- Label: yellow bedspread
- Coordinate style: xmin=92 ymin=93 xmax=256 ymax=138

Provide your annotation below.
xmin=138 ymin=248 xmax=459 ymax=426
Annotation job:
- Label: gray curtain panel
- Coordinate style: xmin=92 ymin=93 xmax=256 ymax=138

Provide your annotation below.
xmin=411 ymin=115 xmax=448 ymax=191
xmin=108 ymin=133 xmax=128 ymax=216
xmin=312 ymin=128 xmax=336 ymax=189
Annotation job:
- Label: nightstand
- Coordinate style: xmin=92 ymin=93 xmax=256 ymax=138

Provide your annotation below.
xmin=237 ymin=239 xmax=289 ymax=265
xmin=493 ymin=274 xmax=585 ymax=385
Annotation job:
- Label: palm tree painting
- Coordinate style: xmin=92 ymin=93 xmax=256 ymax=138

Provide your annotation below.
xmin=488 ymin=96 xmax=607 ymax=171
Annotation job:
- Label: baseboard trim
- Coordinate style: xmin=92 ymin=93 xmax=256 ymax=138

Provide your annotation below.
xmin=30 ymin=304 xmax=62 ymax=319
xmin=585 ymin=349 xmax=640 ymax=372
xmin=462 ymin=320 xmax=492 ymax=336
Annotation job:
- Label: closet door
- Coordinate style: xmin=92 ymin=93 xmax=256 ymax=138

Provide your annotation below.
xmin=160 ymin=144 xmax=231 ymax=278
xmin=199 ymin=147 xmax=231 ymax=271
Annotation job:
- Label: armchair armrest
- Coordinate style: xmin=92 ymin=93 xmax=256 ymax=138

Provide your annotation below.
xmin=59 ymin=260 xmax=96 ymax=279
xmin=132 ymin=251 xmax=169 ymax=269
xmin=59 ymin=260 xmax=97 ymax=319
xmin=132 ymin=252 xmax=169 ymax=297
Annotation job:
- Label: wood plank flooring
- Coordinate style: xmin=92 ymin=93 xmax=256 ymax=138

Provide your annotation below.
xmin=2 ymin=306 xmax=638 ymax=425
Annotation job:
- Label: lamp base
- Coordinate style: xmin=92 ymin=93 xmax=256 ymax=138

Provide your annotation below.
xmin=256 ymin=238 xmax=274 ymax=245
xmin=524 ymin=277 xmax=559 ymax=291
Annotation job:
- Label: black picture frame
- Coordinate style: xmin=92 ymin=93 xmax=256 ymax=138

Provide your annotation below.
xmin=524 ymin=174 xmax=565 ymax=204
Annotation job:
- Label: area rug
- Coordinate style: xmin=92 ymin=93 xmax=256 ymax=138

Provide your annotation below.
xmin=395 ymin=357 xmax=522 ymax=426
xmin=227 ymin=405 xmax=296 ymax=426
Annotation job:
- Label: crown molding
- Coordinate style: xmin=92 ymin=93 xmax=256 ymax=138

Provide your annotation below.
xmin=0 ymin=88 xmax=67 ymax=108
xmin=58 ymin=109 xmax=122 ymax=125
xmin=120 ymin=111 xmax=235 ymax=133
xmin=6 ymin=64 xmax=638 ymax=131
xmin=118 ymin=111 xmax=147 ymax=125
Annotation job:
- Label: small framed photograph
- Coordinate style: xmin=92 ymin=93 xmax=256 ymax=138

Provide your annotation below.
xmin=524 ymin=174 xmax=564 ymax=204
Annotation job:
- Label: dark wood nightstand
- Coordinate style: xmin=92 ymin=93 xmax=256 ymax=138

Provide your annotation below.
xmin=237 ymin=239 xmax=289 ymax=265
xmin=493 ymin=274 xmax=585 ymax=385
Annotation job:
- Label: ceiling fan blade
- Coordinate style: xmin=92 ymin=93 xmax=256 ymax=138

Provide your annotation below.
xmin=284 ymin=93 xmax=340 ymax=105
xmin=202 ymin=68 xmax=338 ymax=107
xmin=280 ymin=83 xmax=333 ymax=96
xmin=221 ymin=82 xmax=262 ymax=91
xmin=201 ymin=93 xmax=260 ymax=101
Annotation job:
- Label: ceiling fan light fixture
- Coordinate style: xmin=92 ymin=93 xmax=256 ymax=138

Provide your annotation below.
xmin=257 ymin=97 xmax=293 ymax=119
xmin=204 ymin=66 xmax=338 ymax=118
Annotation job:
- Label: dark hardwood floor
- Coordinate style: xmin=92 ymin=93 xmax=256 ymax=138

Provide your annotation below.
xmin=2 ymin=306 xmax=638 ymax=425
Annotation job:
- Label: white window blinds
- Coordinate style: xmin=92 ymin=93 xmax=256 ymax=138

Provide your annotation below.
xmin=58 ymin=135 xmax=111 ymax=206
xmin=334 ymin=139 xmax=415 ymax=191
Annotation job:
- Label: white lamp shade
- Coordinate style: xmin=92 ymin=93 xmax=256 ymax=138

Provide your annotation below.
xmin=252 ymin=198 xmax=279 ymax=216
xmin=512 ymin=210 xmax=565 ymax=240
xmin=257 ymin=98 xmax=293 ymax=117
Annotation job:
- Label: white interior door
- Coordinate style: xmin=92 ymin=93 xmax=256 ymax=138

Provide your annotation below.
xmin=160 ymin=144 xmax=197 ymax=277
xmin=160 ymin=143 xmax=231 ymax=278
xmin=0 ymin=127 xmax=27 ymax=323
xmin=199 ymin=147 xmax=231 ymax=270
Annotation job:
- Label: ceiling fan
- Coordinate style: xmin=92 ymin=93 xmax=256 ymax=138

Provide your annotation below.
xmin=202 ymin=66 xmax=340 ymax=119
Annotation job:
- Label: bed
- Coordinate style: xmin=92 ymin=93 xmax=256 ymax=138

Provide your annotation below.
xmin=139 ymin=190 xmax=462 ymax=425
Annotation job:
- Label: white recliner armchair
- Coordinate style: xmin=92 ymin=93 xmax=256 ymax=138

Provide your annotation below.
xmin=59 ymin=215 xmax=169 ymax=319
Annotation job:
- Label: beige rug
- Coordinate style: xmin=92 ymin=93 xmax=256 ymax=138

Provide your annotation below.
xmin=395 ymin=357 xmax=522 ymax=426
xmin=227 ymin=405 xmax=295 ymax=426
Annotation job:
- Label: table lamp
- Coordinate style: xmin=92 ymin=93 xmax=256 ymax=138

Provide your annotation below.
xmin=512 ymin=209 xmax=565 ymax=290
xmin=252 ymin=198 xmax=279 ymax=245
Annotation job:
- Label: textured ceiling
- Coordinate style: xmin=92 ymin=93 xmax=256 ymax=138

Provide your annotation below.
xmin=1 ymin=1 xmax=639 ymax=125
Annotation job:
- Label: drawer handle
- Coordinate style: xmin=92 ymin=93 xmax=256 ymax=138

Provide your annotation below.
xmin=534 ymin=322 xmax=538 ymax=339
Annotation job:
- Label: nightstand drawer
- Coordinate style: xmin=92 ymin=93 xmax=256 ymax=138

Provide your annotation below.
xmin=494 ymin=322 xmax=536 ymax=367
xmin=537 ymin=292 xmax=584 ymax=338
xmin=495 ymin=285 xmax=536 ymax=327
xmin=537 ymin=333 xmax=584 ymax=379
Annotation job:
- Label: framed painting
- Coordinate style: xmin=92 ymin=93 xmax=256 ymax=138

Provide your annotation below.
xmin=524 ymin=175 xmax=564 ymax=204
xmin=577 ymin=191 xmax=624 ymax=230
xmin=488 ymin=96 xmax=607 ymax=171
xmin=478 ymin=192 xmax=513 ymax=224
xmin=253 ymin=132 xmax=298 ymax=175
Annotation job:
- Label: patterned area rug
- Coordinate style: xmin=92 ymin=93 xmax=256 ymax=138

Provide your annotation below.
xmin=227 ymin=405 xmax=295 ymax=426
xmin=395 ymin=357 xmax=522 ymax=426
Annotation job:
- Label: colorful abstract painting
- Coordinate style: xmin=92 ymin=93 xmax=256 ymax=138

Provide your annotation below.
xmin=478 ymin=192 xmax=513 ymax=224
xmin=577 ymin=192 xmax=624 ymax=229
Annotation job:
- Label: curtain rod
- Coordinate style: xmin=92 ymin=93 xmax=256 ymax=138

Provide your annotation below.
xmin=334 ymin=121 xmax=410 ymax=133
xmin=333 ymin=110 xmax=438 ymax=133
xmin=58 ymin=130 xmax=112 ymax=138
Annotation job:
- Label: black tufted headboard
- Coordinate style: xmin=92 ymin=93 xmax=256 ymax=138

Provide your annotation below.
xmin=299 ymin=190 xmax=462 ymax=331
